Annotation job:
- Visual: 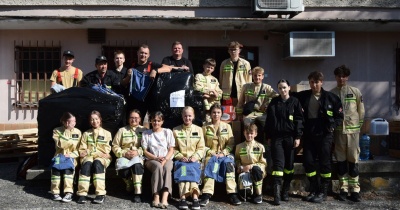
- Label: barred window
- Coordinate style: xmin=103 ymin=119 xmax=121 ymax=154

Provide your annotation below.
xmin=14 ymin=41 xmax=61 ymax=108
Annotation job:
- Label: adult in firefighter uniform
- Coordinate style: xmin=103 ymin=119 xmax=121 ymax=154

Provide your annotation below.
xmin=200 ymin=103 xmax=241 ymax=206
xmin=77 ymin=111 xmax=112 ymax=204
xmin=235 ymin=123 xmax=267 ymax=204
xmin=173 ymin=106 xmax=205 ymax=210
xmin=219 ymin=41 xmax=252 ymax=106
xmin=330 ymin=65 xmax=365 ymax=202
xmin=294 ymin=71 xmax=343 ymax=203
xmin=265 ymin=79 xmax=304 ymax=205
xmin=112 ymin=109 xmax=147 ymax=203
xmin=51 ymin=112 xmax=82 ymax=202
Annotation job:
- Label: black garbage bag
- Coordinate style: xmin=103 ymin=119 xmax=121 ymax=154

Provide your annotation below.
xmin=37 ymin=87 xmax=125 ymax=166
xmin=149 ymin=72 xmax=204 ymax=129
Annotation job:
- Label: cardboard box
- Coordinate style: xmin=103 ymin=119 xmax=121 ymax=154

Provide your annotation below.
xmin=221 ymin=105 xmax=236 ymax=121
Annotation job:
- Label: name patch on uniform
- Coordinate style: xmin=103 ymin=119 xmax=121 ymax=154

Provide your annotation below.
xmin=346 ymin=94 xmax=354 ymax=98
xmin=98 ymin=136 xmax=105 ymax=140
xmin=211 ymin=79 xmax=216 ymax=83
xmin=72 ymin=134 xmax=79 ymax=138
xmin=253 ymin=147 xmax=260 ymax=151
xmin=221 ymin=129 xmax=227 ymax=132
xmin=192 ymin=132 xmax=198 ymax=136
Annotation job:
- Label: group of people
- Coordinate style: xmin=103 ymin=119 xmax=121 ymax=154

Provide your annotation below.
xmin=49 ymin=40 xmax=365 ymax=208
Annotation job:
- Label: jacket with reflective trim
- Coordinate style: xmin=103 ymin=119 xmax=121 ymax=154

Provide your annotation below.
xmin=53 ymin=126 xmax=82 ymax=158
xmin=236 ymin=82 xmax=279 ymax=114
xmin=331 ymin=85 xmax=365 ymax=134
xmin=79 ymin=127 xmax=112 ymax=160
xmin=112 ymin=125 xmax=147 ymax=158
xmin=219 ymin=58 xmax=252 ymax=102
xmin=173 ymin=124 xmax=205 ymax=161
xmin=194 ymin=73 xmax=223 ymax=110
xmin=234 ymin=140 xmax=267 ymax=176
xmin=203 ymin=121 xmax=235 ymax=157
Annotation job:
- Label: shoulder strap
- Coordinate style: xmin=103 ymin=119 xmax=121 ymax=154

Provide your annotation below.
xmin=147 ymin=61 xmax=152 ymax=73
xmin=256 ymin=84 xmax=264 ymax=99
xmin=73 ymin=68 xmax=79 ymax=87
xmin=57 ymin=69 xmax=62 ymax=83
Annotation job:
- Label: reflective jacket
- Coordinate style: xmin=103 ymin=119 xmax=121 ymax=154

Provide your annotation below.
xmin=236 ymin=82 xmax=278 ymax=114
xmin=173 ymin=124 xmax=205 ymax=161
xmin=194 ymin=73 xmax=223 ymax=110
xmin=219 ymin=58 xmax=252 ymax=101
xmin=331 ymin=85 xmax=365 ymax=134
xmin=234 ymin=140 xmax=267 ymax=177
xmin=112 ymin=125 xmax=147 ymax=158
xmin=53 ymin=126 xmax=82 ymax=158
xmin=79 ymin=127 xmax=112 ymax=160
xmin=203 ymin=121 xmax=235 ymax=157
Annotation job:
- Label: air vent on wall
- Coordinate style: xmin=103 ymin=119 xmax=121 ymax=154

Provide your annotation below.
xmin=88 ymin=29 xmax=106 ymax=44
xmin=252 ymin=0 xmax=304 ymax=18
xmin=283 ymin=31 xmax=335 ymax=59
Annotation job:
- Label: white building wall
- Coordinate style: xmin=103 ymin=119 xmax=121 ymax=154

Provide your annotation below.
xmin=0 ymin=29 xmax=399 ymax=125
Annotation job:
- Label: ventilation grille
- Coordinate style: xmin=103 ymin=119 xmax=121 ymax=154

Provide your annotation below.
xmin=284 ymin=32 xmax=335 ymax=59
xmin=257 ymin=0 xmax=288 ymax=9
xmin=88 ymin=29 xmax=106 ymax=44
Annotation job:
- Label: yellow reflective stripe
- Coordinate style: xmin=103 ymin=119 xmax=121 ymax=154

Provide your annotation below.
xmin=289 ymin=115 xmax=293 ymax=121
xmin=283 ymin=168 xmax=294 ymax=174
xmin=344 ymin=98 xmax=356 ymax=102
xmin=134 ymin=181 xmax=142 ymax=186
xmin=327 ymin=110 xmax=333 ymax=116
xmin=272 ymin=171 xmax=284 ymax=176
xmin=306 ymin=171 xmax=317 ymax=177
xmin=51 ymin=175 xmax=61 ymax=180
xmin=321 ymin=173 xmax=331 ymax=178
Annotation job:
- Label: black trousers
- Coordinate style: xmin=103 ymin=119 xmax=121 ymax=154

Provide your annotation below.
xmin=271 ymin=135 xmax=295 ymax=174
xmin=303 ymin=132 xmax=333 ymax=177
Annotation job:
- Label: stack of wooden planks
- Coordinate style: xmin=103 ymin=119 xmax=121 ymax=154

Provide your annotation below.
xmin=0 ymin=128 xmax=38 ymax=159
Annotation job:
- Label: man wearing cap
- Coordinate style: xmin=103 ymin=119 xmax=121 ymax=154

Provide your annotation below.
xmin=80 ymin=56 xmax=121 ymax=92
xmin=50 ymin=50 xmax=83 ymax=89
xmin=122 ymin=44 xmax=171 ymax=120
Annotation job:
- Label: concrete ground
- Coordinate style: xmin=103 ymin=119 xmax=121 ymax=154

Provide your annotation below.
xmin=1 ymin=161 xmax=400 ymax=210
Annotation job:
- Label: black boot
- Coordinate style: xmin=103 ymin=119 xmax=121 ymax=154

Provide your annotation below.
xmin=311 ymin=179 xmax=329 ymax=203
xmin=282 ymin=180 xmax=290 ymax=201
xmin=273 ymin=183 xmax=281 ymax=205
xmin=303 ymin=176 xmax=318 ymax=202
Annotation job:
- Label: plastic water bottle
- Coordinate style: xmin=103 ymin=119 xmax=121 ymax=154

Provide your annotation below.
xmin=359 ymin=134 xmax=370 ymax=161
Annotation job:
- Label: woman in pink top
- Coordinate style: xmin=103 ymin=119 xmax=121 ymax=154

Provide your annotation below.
xmin=142 ymin=111 xmax=175 ymax=209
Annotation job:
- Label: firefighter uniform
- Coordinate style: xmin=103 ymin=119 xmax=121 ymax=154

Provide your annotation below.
xmin=294 ymin=88 xmax=343 ymax=202
xmin=51 ymin=126 xmax=82 ymax=195
xmin=236 ymin=82 xmax=279 ymax=125
xmin=331 ymin=85 xmax=365 ymax=193
xmin=112 ymin=125 xmax=147 ymax=194
xmin=194 ymin=73 xmax=223 ymax=111
xmin=201 ymin=121 xmax=237 ymax=195
xmin=173 ymin=124 xmax=205 ymax=197
xmin=219 ymin=58 xmax=252 ymax=103
xmin=234 ymin=140 xmax=267 ymax=195
xmin=77 ymin=127 xmax=112 ymax=196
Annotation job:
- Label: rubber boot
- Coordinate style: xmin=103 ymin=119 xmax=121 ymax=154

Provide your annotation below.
xmin=122 ymin=178 xmax=134 ymax=193
xmin=311 ymin=179 xmax=329 ymax=203
xmin=282 ymin=180 xmax=290 ymax=201
xmin=273 ymin=183 xmax=281 ymax=205
xmin=303 ymin=176 xmax=318 ymax=202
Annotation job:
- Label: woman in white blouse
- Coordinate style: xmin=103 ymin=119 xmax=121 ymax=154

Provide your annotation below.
xmin=142 ymin=111 xmax=175 ymax=209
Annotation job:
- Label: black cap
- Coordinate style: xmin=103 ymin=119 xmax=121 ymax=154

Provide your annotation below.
xmin=63 ymin=50 xmax=74 ymax=58
xmin=95 ymin=56 xmax=107 ymax=64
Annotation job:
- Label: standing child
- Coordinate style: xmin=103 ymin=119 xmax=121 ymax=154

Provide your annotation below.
xmin=234 ymin=123 xmax=267 ymax=204
xmin=51 ymin=112 xmax=82 ymax=202
xmin=265 ymin=79 xmax=304 ymax=205
xmin=194 ymin=58 xmax=223 ymax=122
xmin=77 ymin=111 xmax=112 ymax=204
xmin=173 ymin=106 xmax=205 ymax=210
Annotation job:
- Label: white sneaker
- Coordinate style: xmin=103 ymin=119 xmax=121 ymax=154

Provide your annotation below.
xmin=52 ymin=194 xmax=62 ymax=201
xmin=62 ymin=193 xmax=73 ymax=202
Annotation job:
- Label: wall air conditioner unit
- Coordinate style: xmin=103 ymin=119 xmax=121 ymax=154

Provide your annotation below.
xmin=253 ymin=0 xmax=304 ymax=18
xmin=283 ymin=31 xmax=335 ymax=59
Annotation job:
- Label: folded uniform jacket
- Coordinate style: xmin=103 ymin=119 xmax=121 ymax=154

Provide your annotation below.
xmin=115 ymin=156 xmax=142 ymax=171
xmin=51 ymin=154 xmax=75 ymax=170
xmin=204 ymin=156 xmax=234 ymax=183
xmin=174 ymin=161 xmax=201 ymax=183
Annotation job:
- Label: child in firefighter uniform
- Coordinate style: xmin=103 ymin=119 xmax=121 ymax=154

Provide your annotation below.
xmin=265 ymin=79 xmax=304 ymax=205
xmin=51 ymin=112 xmax=82 ymax=202
xmin=173 ymin=106 xmax=205 ymax=210
xmin=330 ymin=65 xmax=365 ymax=202
xmin=112 ymin=109 xmax=147 ymax=203
xmin=235 ymin=123 xmax=267 ymax=204
xmin=77 ymin=111 xmax=112 ymax=204
xmin=194 ymin=58 xmax=223 ymax=122
xmin=199 ymin=103 xmax=241 ymax=206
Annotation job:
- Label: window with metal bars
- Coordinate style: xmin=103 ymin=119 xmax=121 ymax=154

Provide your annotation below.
xmin=14 ymin=41 xmax=61 ymax=108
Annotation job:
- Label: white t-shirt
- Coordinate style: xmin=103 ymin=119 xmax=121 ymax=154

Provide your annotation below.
xmin=141 ymin=128 xmax=175 ymax=157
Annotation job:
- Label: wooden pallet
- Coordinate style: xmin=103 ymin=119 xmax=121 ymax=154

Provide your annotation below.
xmin=0 ymin=128 xmax=38 ymax=159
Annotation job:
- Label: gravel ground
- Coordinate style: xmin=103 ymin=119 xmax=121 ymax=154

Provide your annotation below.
xmin=1 ymin=162 xmax=399 ymax=210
